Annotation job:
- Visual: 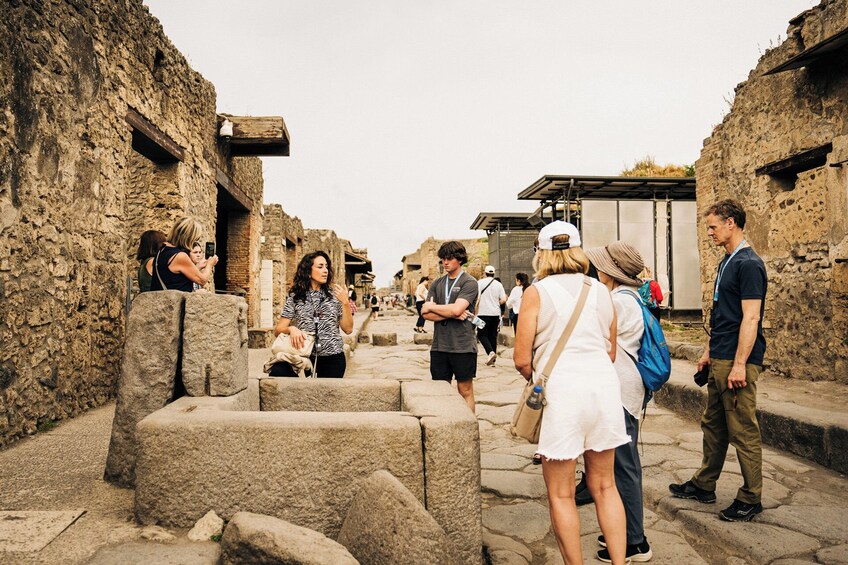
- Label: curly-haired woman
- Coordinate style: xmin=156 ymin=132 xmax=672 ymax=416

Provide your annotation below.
xmin=272 ymin=251 xmax=353 ymax=378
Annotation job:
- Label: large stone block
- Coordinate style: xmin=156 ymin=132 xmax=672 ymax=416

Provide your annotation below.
xmin=182 ymin=293 xmax=248 ymax=396
xmin=413 ymin=332 xmax=433 ymax=345
xmin=259 ymin=378 xmax=400 ymax=412
xmin=402 ymin=382 xmax=482 ymax=564
xmin=221 ymin=511 xmax=357 ymax=565
xmin=135 ymin=399 xmax=425 ymax=537
xmin=104 ymin=291 xmax=185 ymax=488
xmin=338 ymin=470 xmax=455 ymax=565
xmin=371 ymin=332 xmax=397 ymax=346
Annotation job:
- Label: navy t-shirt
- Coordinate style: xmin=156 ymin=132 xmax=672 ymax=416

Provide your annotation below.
xmin=709 ymin=247 xmax=767 ymax=365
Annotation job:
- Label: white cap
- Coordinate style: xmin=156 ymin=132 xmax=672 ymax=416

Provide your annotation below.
xmin=484 ymin=265 xmax=495 ymax=274
xmin=537 ymin=221 xmax=581 ymax=250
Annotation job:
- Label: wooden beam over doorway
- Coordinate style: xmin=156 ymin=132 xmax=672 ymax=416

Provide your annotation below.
xmin=215 ymin=166 xmax=253 ymax=212
xmin=218 ymin=114 xmax=290 ymax=156
xmin=125 ymin=108 xmax=185 ymax=163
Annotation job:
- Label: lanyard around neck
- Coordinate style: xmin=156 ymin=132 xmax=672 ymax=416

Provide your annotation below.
xmin=713 ymin=239 xmax=747 ymax=302
xmin=444 ymin=272 xmax=463 ymax=305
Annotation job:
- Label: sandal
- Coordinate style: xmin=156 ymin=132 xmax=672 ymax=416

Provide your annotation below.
xmin=532 ymin=452 xmax=543 ymax=465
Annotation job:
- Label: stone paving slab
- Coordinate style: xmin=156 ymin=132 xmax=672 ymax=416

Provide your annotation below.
xmin=481 ymin=470 xmax=547 ymax=499
xmin=0 ymin=510 xmax=85 ymax=553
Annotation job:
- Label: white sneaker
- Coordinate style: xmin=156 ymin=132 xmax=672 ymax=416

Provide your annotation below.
xmin=486 ymin=351 xmax=497 ymax=366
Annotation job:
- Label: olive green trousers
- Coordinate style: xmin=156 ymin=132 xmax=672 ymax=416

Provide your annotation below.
xmin=691 ymin=358 xmax=763 ymax=504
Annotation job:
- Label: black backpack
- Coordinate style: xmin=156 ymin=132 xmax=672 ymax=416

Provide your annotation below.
xmin=371 ymin=295 xmax=378 ymax=306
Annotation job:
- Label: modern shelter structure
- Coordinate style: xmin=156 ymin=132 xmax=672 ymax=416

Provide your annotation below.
xmin=470 ymin=213 xmax=537 ymax=293
xmin=515 ymin=175 xmax=700 ymax=313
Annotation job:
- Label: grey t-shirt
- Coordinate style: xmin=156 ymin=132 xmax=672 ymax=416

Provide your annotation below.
xmin=427 ymin=271 xmax=478 ymax=353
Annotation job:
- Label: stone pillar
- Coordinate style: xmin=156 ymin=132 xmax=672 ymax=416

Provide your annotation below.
xmin=182 ymin=293 xmax=249 ymax=396
xmin=104 ymin=291 xmax=185 ymax=488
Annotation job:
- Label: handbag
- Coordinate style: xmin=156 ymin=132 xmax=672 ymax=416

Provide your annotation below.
xmin=270 ymin=331 xmax=315 ymax=357
xmin=510 ymin=276 xmax=592 ymax=443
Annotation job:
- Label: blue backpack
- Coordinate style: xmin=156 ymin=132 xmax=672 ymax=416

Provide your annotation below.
xmin=638 ymin=280 xmax=656 ymax=308
xmin=619 ymin=290 xmax=671 ymax=392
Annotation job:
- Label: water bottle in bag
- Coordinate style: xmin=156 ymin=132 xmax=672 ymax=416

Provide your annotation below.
xmin=525 ymin=384 xmax=544 ymax=410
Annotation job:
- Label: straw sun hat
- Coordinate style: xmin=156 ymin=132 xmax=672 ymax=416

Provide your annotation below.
xmin=585 ymin=242 xmax=645 ymax=287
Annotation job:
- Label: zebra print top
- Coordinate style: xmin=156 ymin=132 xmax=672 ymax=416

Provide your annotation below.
xmin=280 ymin=290 xmax=344 ymax=356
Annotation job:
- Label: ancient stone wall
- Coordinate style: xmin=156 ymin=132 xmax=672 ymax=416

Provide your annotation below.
xmin=0 ymin=0 xmax=265 ymax=446
xmin=261 ymin=204 xmax=305 ymax=321
xmin=400 ymin=237 xmax=487 ymax=295
xmin=695 ymin=0 xmax=848 ymax=382
xmin=303 ymin=229 xmax=346 ymax=286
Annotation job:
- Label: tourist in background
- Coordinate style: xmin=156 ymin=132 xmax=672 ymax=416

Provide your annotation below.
xmin=150 ymin=217 xmax=217 ymax=292
xmin=272 ymin=251 xmax=353 ymax=378
xmin=414 ymin=276 xmax=430 ymax=333
xmin=506 ymin=272 xmax=529 ymax=336
xmin=476 ymin=265 xmax=507 ymax=366
xmin=638 ymin=267 xmax=663 ymax=321
xmin=513 ymin=221 xmax=629 ymax=565
xmin=669 ymin=199 xmax=768 ymax=522
xmin=189 ymin=242 xmax=208 ymax=292
xmin=586 ymin=242 xmax=652 ymax=563
xmin=370 ymin=293 xmax=380 ymax=320
xmin=136 ymin=229 xmax=166 ymax=293
xmin=348 ymin=285 xmax=358 ymax=315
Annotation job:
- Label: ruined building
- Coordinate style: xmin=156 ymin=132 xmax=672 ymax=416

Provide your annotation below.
xmin=696 ymin=0 xmax=848 ymax=381
xmin=0 ymin=0 xmax=289 ymax=445
xmin=398 ymin=237 xmax=487 ymax=295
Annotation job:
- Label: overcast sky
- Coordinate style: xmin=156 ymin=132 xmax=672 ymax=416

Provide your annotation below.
xmin=144 ymin=0 xmax=816 ymax=286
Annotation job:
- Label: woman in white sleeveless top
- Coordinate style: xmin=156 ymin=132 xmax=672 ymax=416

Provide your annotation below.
xmin=514 ymin=221 xmax=629 ymax=565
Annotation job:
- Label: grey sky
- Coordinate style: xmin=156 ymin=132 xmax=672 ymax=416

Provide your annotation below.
xmin=144 ymin=0 xmax=815 ymax=286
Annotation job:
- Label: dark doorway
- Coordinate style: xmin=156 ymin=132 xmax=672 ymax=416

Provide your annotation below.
xmin=215 ymin=185 xmax=249 ymax=292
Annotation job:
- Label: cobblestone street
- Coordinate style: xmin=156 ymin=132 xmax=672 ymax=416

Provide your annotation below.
xmin=351 ymin=310 xmax=848 ymax=565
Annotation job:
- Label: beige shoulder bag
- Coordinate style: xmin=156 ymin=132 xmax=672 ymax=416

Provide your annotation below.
xmin=510 ymin=276 xmax=592 ymax=443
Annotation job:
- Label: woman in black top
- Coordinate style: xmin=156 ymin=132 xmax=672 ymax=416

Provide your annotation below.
xmin=136 ymin=230 xmax=166 ymax=293
xmin=272 ymin=251 xmax=354 ymax=378
xmin=150 ymin=217 xmax=218 ymax=292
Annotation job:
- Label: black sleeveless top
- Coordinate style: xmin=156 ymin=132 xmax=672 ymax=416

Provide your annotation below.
xmin=150 ymin=246 xmax=194 ymax=292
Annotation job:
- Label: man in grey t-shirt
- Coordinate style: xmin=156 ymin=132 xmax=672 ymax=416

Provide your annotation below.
xmin=422 ymin=241 xmax=479 ymax=413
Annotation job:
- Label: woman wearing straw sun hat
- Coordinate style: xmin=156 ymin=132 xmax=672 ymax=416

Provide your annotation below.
xmin=514 ymin=221 xmax=629 ymax=565
xmin=585 ymin=241 xmax=653 ymax=563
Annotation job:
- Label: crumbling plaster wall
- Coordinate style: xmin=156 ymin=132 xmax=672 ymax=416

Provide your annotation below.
xmin=0 ymin=0 xmax=262 ymax=445
xmin=695 ymin=0 xmax=848 ymax=381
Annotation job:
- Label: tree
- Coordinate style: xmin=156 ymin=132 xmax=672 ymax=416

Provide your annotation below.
xmin=620 ymin=156 xmax=694 ymax=178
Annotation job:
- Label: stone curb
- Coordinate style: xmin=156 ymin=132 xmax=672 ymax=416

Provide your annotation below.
xmin=654 ymin=359 xmax=848 ymax=475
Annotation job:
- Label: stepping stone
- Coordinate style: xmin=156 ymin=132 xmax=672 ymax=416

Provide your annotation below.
xmin=371 ymin=333 xmax=397 ymax=346
xmin=413 ymin=332 xmax=433 ymax=345
xmin=482 ymin=501 xmax=550 ymax=543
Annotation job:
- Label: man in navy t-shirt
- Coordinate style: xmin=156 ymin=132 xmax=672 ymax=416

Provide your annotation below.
xmin=669 ymin=199 xmax=768 ymax=523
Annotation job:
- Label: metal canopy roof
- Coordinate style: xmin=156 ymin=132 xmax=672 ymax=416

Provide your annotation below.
xmin=518 ymin=175 xmax=696 ymax=202
xmin=763 ymin=26 xmax=848 ymax=75
xmin=470 ymin=213 xmax=538 ymax=231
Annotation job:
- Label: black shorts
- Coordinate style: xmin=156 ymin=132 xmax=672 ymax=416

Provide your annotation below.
xmin=430 ymin=351 xmax=476 ymax=382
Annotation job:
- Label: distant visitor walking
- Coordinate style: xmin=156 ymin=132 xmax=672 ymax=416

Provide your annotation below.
xmin=414 ymin=276 xmax=430 ymax=333
xmin=476 ymin=265 xmax=507 ymax=366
